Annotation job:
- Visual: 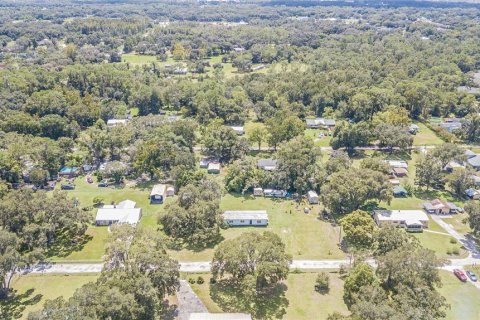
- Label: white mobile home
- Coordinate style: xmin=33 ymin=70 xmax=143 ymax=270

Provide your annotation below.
xmin=373 ymin=210 xmax=428 ymax=232
xmin=223 ymin=210 xmax=268 ymax=226
xmin=208 ymin=162 xmax=221 ymax=174
xmin=253 ymin=187 xmax=264 ymax=196
xmin=95 ymin=200 xmax=141 ymax=226
xmin=307 ymin=191 xmax=319 ymax=204
xmin=150 ymin=184 xmax=166 ymax=204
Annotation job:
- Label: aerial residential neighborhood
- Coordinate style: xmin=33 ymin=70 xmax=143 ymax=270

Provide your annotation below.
xmin=1 ymin=0 xmax=480 ymax=320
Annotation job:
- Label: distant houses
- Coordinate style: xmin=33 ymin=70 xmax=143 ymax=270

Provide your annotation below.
xmin=439 ymin=118 xmax=462 ymax=133
xmin=95 ymin=200 xmax=142 ymax=226
xmin=305 ymin=118 xmax=336 ymax=129
xmin=373 ymin=210 xmax=428 ymax=232
xmin=229 ymin=126 xmax=245 ymax=135
xmin=106 ymin=119 xmax=129 ymax=127
xmin=223 ymin=210 xmax=269 ymax=226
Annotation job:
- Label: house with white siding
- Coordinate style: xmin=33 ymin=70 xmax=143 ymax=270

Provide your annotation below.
xmin=223 ymin=210 xmax=268 ymax=226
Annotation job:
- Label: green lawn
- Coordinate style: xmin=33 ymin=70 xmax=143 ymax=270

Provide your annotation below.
xmin=189 ymin=270 xmax=349 ymax=320
xmin=413 ymin=123 xmax=444 ymax=146
xmin=121 ymin=53 xmax=158 ymax=64
xmin=438 ymin=270 xmax=480 ymax=320
xmin=304 ymin=129 xmax=332 ymax=148
xmin=168 ymin=194 xmax=345 ymax=262
xmin=6 ymin=274 xmax=98 ymax=320
xmin=413 ymin=230 xmax=467 ymax=259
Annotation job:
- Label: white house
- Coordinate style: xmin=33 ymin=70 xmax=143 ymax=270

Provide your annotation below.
xmin=385 ymin=160 xmax=408 ymax=169
xmin=373 ymin=210 xmax=428 ymax=232
xmin=208 ymin=162 xmax=221 ymax=174
xmin=305 ymin=118 xmax=336 ymax=129
xmin=307 ymin=190 xmax=319 ymax=204
xmin=223 ymin=210 xmax=268 ymax=226
xmin=106 ymin=119 xmax=128 ymax=127
xmin=95 ymin=200 xmax=141 ymax=226
xmin=229 ymin=126 xmax=245 ymax=135
xmin=150 ymin=184 xmax=166 ymax=204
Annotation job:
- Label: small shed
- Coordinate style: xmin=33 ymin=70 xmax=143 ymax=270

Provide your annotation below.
xmin=230 ymin=126 xmax=245 ymax=135
xmin=253 ymin=187 xmax=264 ymax=196
xmin=307 ymin=190 xmax=319 ymax=204
xmin=393 ymin=167 xmax=408 ymax=177
xmin=208 ymin=162 xmax=221 ymax=174
xmin=390 ymin=179 xmax=401 ymax=186
xmin=199 ymin=158 xmax=210 ymax=169
xmin=150 ymin=184 xmax=166 ymax=204
xmin=166 ymin=186 xmax=175 ymax=197
xmin=393 ymin=185 xmax=408 ymax=197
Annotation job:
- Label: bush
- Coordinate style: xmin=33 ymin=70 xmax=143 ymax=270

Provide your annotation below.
xmin=188 ymin=278 xmax=195 ymax=284
xmin=452 ymin=247 xmax=460 ymax=255
xmin=315 ymin=272 xmax=330 ymax=293
xmin=197 ymin=276 xmax=204 ymax=284
xmin=209 ymin=277 xmax=217 ymax=284
xmin=92 ymin=196 xmax=104 ymax=207
xmin=446 ymin=249 xmax=452 ymax=255
xmin=339 ymin=264 xmax=348 ymax=275
xmin=449 ymin=238 xmax=457 ymax=244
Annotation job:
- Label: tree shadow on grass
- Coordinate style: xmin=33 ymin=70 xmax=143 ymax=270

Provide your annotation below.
xmin=413 ymin=189 xmax=445 ymax=201
xmin=210 ymin=279 xmax=289 ymax=319
xmin=46 ymin=232 xmax=93 ymax=258
xmin=0 ymin=289 xmax=43 ymax=319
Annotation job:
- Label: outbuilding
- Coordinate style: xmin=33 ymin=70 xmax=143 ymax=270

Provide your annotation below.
xmin=150 ymin=184 xmax=166 ymax=204
xmin=223 ymin=210 xmax=269 ymax=226
xmin=393 ymin=167 xmax=408 ymax=177
xmin=393 ymin=185 xmax=408 ymax=197
xmin=229 ymin=126 xmax=245 ymax=135
xmin=208 ymin=162 xmax=221 ymax=174
xmin=257 ymin=159 xmax=277 ymax=171
xmin=253 ymin=187 xmax=264 ymax=196
xmin=307 ymin=190 xmax=319 ymax=204
xmin=166 ymin=186 xmax=175 ymax=197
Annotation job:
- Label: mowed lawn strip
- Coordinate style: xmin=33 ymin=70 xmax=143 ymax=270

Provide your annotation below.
xmin=7 ymin=274 xmax=98 ymax=320
xmin=188 ymin=271 xmax=349 ymax=320
xmin=438 ymin=270 xmax=480 ymax=320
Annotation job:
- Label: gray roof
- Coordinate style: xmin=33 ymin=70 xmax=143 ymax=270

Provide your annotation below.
xmin=465 ymin=149 xmax=477 ymax=158
xmin=150 ymin=184 xmax=166 ymax=196
xmin=257 ymin=159 xmax=277 ymax=169
xmin=467 ymin=155 xmax=480 ymax=168
xmin=96 ymin=208 xmax=141 ymax=225
xmin=223 ymin=210 xmax=268 ymax=220
xmin=439 ymin=122 xmax=462 ymax=132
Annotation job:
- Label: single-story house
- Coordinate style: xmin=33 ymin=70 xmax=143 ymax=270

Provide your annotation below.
xmin=223 ymin=210 xmax=268 ymax=226
xmin=307 ymin=190 xmax=319 ymax=204
xmin=166 ymin=186 xmax=175 ymax=197
xmin=423 ymin=199 xmax=461 ymax=215
xmin=229 ymin=126 xmax=245 ymax=135
xmin=470 ymin=175 xmax=480 ymax=187
xmin=305 ymin=118 xmax=336 ymax=129
xmin=465 ymin=149 xmax=477 ymax=159
xmin=189 ymin=313 xmax=252 ymax=320
xmin=264 ymin=189 xmax=287 ymax=198
xmin=439 ymin=121 xmax=462 ymax=133
xmin=253 ymin=187 xmax=264 ymax=196
xmin=393 ymin=167 xmax=408 ymax=177
xmin=58 ymin=166 xmax=81 ymax=177
xmin=467 ymin=154 xmax=480 ymax=171
xmin=257 ymin=159 xmax=277 ymax=171
xmin=107 ymin=119 xmax=128 ymax=127
xmin=373 ymin=210 xmax=429 ymax=232
xmin=386 ymin=160 xmax=408 ymax=169
xmin=95 ymin=200 xmax=141 ymax=226
xmin=208 ymin=162 xmax=221 ymax=174
xmin=408 ymin=124 xmax=419 ymax=134
xmin=466 ymin=188 xmax=480 ymax=200
xmin=444 ymin=160 xmax=466 ymax=172
xmin=393 ymin=185 xmax=408 ymax=197
xmin=150 ymin=184 xmax=166 ymax=204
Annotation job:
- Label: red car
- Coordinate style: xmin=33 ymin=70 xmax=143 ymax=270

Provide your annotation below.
xmin=453 ymin=269 xmax=468 ymax=282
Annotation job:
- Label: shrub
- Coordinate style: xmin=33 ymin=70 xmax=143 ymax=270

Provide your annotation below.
xmin=188 ymin=278 xmax=195 ymax=284
xmin=197 ymin=276 xmax=204 ymax=284
xmin=446 ymin=249 xmax=452 ymax=255
xmin=339 ymin=264 xmax=348 ymax=275
xmin=452 ymin=247 xmax=460 ymax=255
xmin=315 ymin=272 xmax=330 ymax=293
xmin=92 ymin=196 xmax=104 ymax=207
xmin=449 ymin=238 xmax=457 ymax=244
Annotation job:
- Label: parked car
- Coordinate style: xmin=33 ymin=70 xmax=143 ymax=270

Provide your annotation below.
xmin=61 ymin=183 xmax=75 ymax=190
xmin=98 ymin=180 xmax=109 ymax=187
xmin=453 ymin=269 xmax=468 ymax=282
xmin=466 ymin=270 xmax=477 ymax=282
xmin=87 ymin=176 xmax=93 ymax=184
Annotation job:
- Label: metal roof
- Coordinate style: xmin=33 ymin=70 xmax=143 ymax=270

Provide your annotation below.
xmin=223 ymin=210 xmax=268 ymax=220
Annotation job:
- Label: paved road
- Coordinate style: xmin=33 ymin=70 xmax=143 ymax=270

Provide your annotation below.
xmin=26 ymin=257 xmax=480 ymax=274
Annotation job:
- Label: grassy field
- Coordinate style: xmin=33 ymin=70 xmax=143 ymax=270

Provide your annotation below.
xmin=438 ymin=270 xmax=480 ymax=320
xmin=189 ymin=270 xmax=349 ymax=320
xmin=413 ymin=123 xmax=444 ymax=146
xmin=121 ymin=53 xmax=158 ymax=64
xmin=6 ymin=274 xmax=98 ymax=319
xmin=304 ymin=129 xmax=332 ymax=148
xmin=169 ymin=194 xmax=345 ymax=262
